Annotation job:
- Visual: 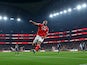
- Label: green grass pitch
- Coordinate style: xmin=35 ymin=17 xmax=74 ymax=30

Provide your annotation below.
xmin=0 ymin=51 xmax=87 ymax=65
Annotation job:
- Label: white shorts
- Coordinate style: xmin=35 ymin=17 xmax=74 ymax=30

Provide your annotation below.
xmin=33 ymin=35 xmax=44 ymax=44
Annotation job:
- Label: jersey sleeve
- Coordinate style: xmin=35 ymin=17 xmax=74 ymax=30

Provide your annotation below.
xmin=38 ymin=24 xmax=43 ymax=27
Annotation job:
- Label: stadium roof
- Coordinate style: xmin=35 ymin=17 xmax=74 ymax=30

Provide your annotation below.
xmin=0 ymin=0 xmax=86 ymax=16
xmin=0 ymin=0 xmax=87 ymax=33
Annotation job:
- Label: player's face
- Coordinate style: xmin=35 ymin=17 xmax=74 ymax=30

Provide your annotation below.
xmin=43 ymin=20 xmax=47 ymax=25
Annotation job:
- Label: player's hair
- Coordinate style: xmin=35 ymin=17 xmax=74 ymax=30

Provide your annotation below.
xmin=44 ymin=20 xmax=48 ymax=22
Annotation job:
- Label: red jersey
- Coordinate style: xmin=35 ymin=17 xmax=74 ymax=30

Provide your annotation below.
xmin=37 ymin=24 xmax=49 ymax=37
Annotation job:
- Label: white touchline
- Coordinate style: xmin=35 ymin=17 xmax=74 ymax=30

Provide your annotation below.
xmin=80 ymin=63 xmax=87 ymax=65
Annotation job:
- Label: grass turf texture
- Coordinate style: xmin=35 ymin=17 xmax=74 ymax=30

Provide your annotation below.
xmin=0 ymin=51 xmax=87 ymax=65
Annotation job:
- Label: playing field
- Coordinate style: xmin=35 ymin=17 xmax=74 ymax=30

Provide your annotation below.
xmin=0 ymin=51 xmax=87 ymax=65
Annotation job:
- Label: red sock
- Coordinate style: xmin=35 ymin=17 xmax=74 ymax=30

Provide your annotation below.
xmin=35 ymin=45 xmax=40 ymax=51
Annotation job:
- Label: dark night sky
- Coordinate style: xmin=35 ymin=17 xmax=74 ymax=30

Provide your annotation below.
xmin=0 ymin=0 xmax=87 ymax=33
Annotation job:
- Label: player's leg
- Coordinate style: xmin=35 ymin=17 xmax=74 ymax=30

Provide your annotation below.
xmin=32 ymin=36 xmax=38 ymax=48
xmin=58 ymin=47 xmax=60 ymax=53
xmin=34 ymin=36 xmax=44 ymax=52
xmin=35 ymin=41 xmax=41 ymax=51
xmin=83 ymin=47 xmax=85 ymax=51
xmin=15 ymin=48 xmax=19 ymax=55
xmin=32 ymin=43 xmax=36 ymax=53
xmin=32 ymin=36 xmax=39 ymax=53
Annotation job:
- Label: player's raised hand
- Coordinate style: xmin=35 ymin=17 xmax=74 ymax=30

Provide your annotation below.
xmin=29 ymin=20 xmax=33 ymax=23
xmin=29 ymin=20 xmax=39 ymax=26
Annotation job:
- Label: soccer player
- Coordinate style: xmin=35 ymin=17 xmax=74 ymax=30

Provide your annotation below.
xmin=15 ymin=44 xmax=19 ymax=54
xmin=57 ymin=43 xmax=61 ymax=53
xmin=29 ymin=20 xmax=49 ymax=53
xmin=80 ymin=42 xmax=86 ymax=51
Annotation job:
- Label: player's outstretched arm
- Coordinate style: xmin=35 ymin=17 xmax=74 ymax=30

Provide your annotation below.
xmin=29 ymin=20 xmax=40 ymax=26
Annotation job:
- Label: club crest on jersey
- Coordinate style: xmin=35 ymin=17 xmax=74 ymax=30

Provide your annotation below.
xmin=41 ymin=26 xmax=47 ymax=31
